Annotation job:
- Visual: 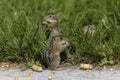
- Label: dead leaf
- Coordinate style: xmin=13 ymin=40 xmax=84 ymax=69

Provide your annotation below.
xmin=80 ymin=63 xmax=93 ymax=70
xmin=48 ymin=77 xmax=53 ymax=80
xmin=50 ymin=71 xmax=55 ymax=75
xmin=86 ymin=69 xmax=92 ymax=72
xmin=14 ymin=76 xmax=18 ymax=80
xmin=110 ymin=68 xmax=113 ymax=71
xmin=1 ymin=65 xmax=4 ymax=68
xmin=32 ymin=65 xmax=42 ymax=72
xmin=27 ymin=72 xmax=31 ymax=77
xmin=5 ymin=64 xmax=10 ymax=68
xmin=103 ymin=65 xmax=106 ymax=70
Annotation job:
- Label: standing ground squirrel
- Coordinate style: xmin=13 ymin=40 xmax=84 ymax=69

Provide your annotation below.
xmin=43 ymin=36 xmax=69 ymax=70
xmin=42 ymin=13 xmax=59 ymax=42
xmin=82 ymin=24 xmax=96 ymax=34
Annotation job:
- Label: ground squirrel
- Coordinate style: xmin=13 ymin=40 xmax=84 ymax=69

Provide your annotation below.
xmin=82 ymin=24 xmax=96 ymax=34
xmin=43 ymin=36 xmax=69 ymax=70
xmin=42 ymin=13 xmax=59 ymax=42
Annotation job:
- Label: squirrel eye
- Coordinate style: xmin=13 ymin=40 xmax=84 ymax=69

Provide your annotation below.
xmin=49 ymin=15 xmax=52 ymax=17
xmin=60 ymin=37 xmax=63 ymax=40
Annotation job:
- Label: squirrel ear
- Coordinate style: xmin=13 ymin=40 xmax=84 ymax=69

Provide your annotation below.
xmin=51 ymin=37 xmax=56 ymax=43
xmin=53 ymin=38 xmax=57 ymax=41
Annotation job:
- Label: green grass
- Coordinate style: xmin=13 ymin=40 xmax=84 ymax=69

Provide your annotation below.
xmin=0 ymin=0 xmax=120 ymax=66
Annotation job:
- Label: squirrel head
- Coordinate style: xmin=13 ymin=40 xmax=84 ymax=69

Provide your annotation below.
xmin=42 ymin=13 xmax=58 ymax=28
xmin=51 ymin=36 xmax=69 ymax=52
xmin=82 ymin=25 xmax=96 ymax=34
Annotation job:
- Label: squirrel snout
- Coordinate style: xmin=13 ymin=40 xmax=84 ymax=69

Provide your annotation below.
xmin=42 ymin=21 xmax=47 ymax=25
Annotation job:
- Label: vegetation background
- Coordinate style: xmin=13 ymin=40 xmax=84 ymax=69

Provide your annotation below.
xmin=0 ymin=0 xmax=120 ymax=66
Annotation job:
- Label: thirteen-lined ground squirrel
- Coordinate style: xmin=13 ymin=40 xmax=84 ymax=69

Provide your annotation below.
xmin=43 ymin=36 xmax=69 ymax=70
xmin=82 ymin=24 xmax=96 ymax=34
xmin=42 ymin=13 xmax=59 ymax=42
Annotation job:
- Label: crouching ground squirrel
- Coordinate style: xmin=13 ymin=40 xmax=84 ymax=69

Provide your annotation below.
xmin=43 ymin=36 xmax=69 ymax=70
xmin=82 ymin=24 xmax=96 ymax=34
xmin=42 ymin=13 xmax=59 ymax=42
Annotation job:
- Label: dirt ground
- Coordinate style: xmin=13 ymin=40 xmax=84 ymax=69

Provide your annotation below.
xmin=0 ymin=62 xmax=120 ymax=80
